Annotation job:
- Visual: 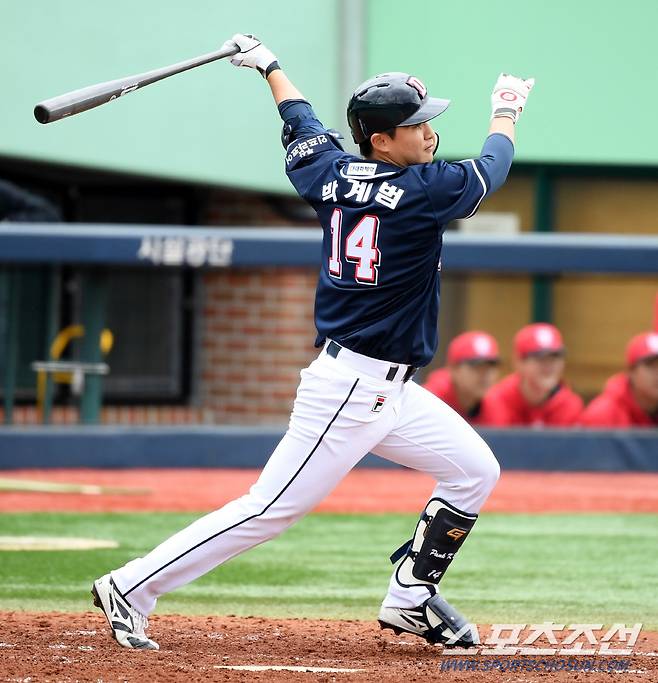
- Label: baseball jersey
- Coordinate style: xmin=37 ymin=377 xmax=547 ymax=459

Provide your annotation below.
xmin=280 ymin=99 xmax=514 ymax=366
xmin=484 ymin=373 xmax=583 ymax=427
xmin=581 ymin=373 xmax=658 ymax=428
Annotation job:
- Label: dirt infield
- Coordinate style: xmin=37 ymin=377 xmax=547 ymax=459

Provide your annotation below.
xmin=1 ymin=611 xmax=656 ymax=683
xmin=2 ymin=468 xmax=658 ymax=513
xmin=2 ymin=470 xmax=656 ymax=681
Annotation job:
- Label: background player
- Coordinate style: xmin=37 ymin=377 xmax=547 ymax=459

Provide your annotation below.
xmin=484 ymin=323 xmax=583 ymax=426
xmin=92 ymin=33 xmax=533 ymax=650
xmin=424 ymin=331 xmax=500 ymax=424
xmin=581 ymin=331 xmax=658 ymax=427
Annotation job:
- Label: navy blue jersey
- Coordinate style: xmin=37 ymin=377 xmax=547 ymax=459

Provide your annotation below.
xmin=280 ymin=100 xmax=513 ymax=366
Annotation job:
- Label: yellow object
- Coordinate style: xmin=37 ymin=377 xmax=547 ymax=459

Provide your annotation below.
xmin=36 ymin=325 xmax=114 ymax=415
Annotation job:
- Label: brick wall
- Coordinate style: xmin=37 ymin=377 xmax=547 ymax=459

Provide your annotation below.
xmin=3 ymin=405 xmax=211 ymax=426
xmin=204 ymin=188 xmax=316 ymax=226
xmin=198 ymin=267 xmax=319 ymax=424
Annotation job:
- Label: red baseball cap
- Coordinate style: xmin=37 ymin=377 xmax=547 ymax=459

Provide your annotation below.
xmin=447 ymin=331 xmax=500 ymax=365
xmin=626 ymin=331 xmax=658 ymax=367
xmin=514 ymin=323 xmax=565 ymax=358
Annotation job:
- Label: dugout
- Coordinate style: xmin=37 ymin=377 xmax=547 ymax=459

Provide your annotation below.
xmin=1 ymin=224 xmax=658 ymax=472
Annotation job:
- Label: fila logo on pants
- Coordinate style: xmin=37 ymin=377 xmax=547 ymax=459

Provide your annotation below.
xmin=371 ymin=395 xmax=386 ymax=412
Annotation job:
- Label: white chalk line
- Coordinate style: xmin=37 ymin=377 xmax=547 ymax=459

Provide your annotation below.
xmin=0 ymin=536 xmax=118 ymax=551
xmin=214 ymin=665 xmax=366 ymax=673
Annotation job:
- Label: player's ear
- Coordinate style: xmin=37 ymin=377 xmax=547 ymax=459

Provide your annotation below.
xmin=370 ymin=132 xmax=389 ymax=153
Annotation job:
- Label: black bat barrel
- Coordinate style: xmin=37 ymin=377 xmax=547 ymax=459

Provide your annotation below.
xmin=34 ymin=79 xmax=140 ymax=124
xmin=34 ymin=80 xmax=136 ymax=124
xmin=34 ymin=44 xmax=239 ymax=124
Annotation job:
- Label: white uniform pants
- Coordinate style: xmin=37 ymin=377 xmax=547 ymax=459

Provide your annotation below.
xmin=113 ymin=343 xmax=500 ymax=615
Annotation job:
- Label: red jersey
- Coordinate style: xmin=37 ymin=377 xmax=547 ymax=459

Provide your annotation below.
xmin=423 ymin=368 xmax=493 ymax=425
xmin=483 ymin=372 xmax=583 ymax=427
xmin=580 ymin=373 xmax=658 ymax=428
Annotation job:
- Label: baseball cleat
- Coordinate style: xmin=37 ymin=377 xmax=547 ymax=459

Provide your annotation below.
xmin=92 ymin=573 xmax=159 ymax=650
xmin=378 ymin=594 xmax=479 ymax=647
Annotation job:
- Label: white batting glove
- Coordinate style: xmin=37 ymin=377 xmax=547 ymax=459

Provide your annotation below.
xmin=223 ymin=33 xmax=279 ymax=78
xmin=490 ymin=73 xmax=535 ymax=123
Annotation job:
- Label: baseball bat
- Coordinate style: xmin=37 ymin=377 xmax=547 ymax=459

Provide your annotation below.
xmin=34 ymin=43 xmax=240 ymax=124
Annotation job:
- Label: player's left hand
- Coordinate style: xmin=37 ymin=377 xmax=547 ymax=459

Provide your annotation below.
xmin=490 ymin=74 xmax=535 ymax=123
xmin=223 ymin=33 xmax=279 ymax=78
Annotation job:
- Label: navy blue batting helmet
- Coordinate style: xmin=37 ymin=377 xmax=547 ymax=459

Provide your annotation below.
xmin=347 ymin=72 xmax=450 ymax=144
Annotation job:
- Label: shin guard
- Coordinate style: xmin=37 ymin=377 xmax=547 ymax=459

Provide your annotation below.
xmin=393 ymin=498 xmax=477 ymax=590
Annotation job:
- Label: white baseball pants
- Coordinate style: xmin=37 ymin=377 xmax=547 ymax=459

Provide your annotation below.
xmin=112 ymin=342 xmax=500 ymax=615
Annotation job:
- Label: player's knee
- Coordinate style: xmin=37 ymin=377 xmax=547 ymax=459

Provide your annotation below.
xmin=463 ymin=439 xmax=499 ymax=500
xmin=478 ymin=447 xmax=500 ymax=496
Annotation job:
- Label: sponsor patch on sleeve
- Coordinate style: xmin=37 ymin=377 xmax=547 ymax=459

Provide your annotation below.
xmin=285 ymin=134 xmax=333 ymax=170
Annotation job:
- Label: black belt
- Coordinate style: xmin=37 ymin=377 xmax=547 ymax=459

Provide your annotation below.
xmin=326 ymin=341 xmax=418 ymax=383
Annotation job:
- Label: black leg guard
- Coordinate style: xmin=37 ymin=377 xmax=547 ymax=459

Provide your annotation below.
xmin=392 ymin=498 xmax=478 ymax=590
xmin=381 ymin=500 xmax=479 ymax=648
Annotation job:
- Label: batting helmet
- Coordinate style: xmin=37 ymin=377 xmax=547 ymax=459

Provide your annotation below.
xmin=346 ymin=72 xmax=450 ymax=144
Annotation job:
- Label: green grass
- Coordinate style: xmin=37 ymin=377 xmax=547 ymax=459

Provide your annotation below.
xmin=0 ymin=512 xmax=656 ymax=628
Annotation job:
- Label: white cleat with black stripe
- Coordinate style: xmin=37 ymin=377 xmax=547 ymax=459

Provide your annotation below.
xmin=92 ymin=574 xmax=159 ymax=650
xmin=378 ymin=595 xmax=479 ymax=647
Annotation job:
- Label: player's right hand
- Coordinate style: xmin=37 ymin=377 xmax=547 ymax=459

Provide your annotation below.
xmin=490 ymin=74 xmax=535 ymax=123
xmin=223 ymin=33 xmax=279 ymax=78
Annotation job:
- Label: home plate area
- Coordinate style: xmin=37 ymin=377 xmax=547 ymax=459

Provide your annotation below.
xmin=1 ymin=612 xmax=656 ymax=682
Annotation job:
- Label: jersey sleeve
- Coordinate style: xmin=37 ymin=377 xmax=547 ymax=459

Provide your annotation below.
xmin=278 ymin=99 xmax=345 ymax=200
xmin=414 ymin=133 xmax=514 ymax=223
xmin=580 ymin=395 xmax=626 ymax=427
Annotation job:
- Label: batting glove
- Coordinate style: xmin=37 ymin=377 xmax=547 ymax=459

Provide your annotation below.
xmin=490 ymin=73 xmax=535 ymax=123
xmin=224 ymin=33 xmax=279 ymax=78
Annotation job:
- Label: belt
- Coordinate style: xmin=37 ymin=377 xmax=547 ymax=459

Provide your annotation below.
xmin=326 ymin=340 xmax=418 ymax=383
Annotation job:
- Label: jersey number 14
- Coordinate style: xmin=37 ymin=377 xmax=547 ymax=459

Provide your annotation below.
xmin=328 ymin=208 xmax=381 ymax=285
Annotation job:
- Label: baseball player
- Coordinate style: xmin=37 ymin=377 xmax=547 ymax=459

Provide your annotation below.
xmin=485 ymin=323 xmax=583 ymax=426
xmin=91 ymin=34 xmax=533 ymax=650
xmin=423 ymin=331 xmax=501 ymax=424
xmin=581 ymin=331 xmax=658 ymax=427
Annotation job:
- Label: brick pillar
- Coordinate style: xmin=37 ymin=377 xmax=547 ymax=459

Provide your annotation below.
xmin=199 ymin=267 xmax=319 ymax=424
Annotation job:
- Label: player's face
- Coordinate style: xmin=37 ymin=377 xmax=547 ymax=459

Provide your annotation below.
xmin=451 ymin=361 xmax=499 ymax=400
xmin=517 ymin=353 xmax=566 ymax=393
xmin=374 ymin=122 xmax=437 ymax=166
xmin=629 ymin=357 xmax=658 ymax=404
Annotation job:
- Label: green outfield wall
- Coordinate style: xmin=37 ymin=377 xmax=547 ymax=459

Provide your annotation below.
xmin=2 ymin=1 xmax=656 ymax=192
xmin=367 ymin=0 xmax=657 ymax=166
xmin=1 ymin=1 xmax=342 ymax=193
